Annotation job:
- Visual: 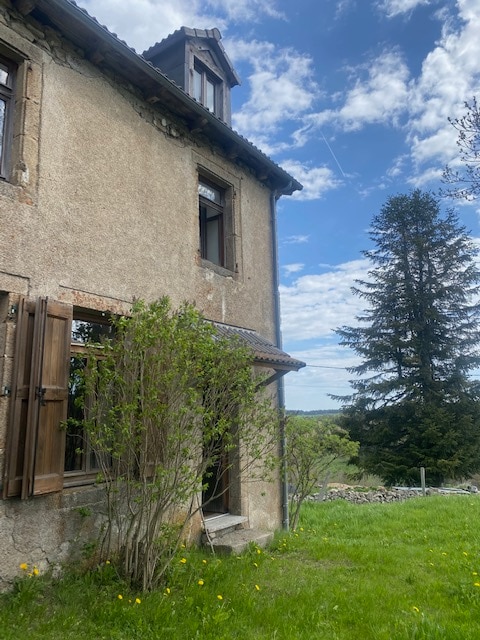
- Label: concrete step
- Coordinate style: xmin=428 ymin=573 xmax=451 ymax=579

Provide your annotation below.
xmin=207 ymin=529 xmax=274 ymax=554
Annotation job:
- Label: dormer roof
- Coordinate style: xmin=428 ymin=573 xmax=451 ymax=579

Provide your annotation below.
xmin=143 ymin=27 xmax=240 ymax=89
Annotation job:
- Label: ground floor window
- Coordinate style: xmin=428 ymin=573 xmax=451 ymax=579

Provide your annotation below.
xmin=2 ymin=298 xmax=112 ymax=498
xmin=64 ymin=315 xmax=113 ymax=484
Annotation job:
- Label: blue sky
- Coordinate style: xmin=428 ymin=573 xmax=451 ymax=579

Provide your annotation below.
xmin=79 ymin=0 xmax=480 ymax=410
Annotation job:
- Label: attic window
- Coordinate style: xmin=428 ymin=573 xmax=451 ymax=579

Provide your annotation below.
xmin=193 ymin=62 xmax=219 ymax=114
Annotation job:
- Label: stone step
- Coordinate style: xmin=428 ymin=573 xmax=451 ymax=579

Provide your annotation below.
xmin=202 ymin=514 xmax=248 ymax=540
xmin=207 ymin=529 xmax=274 ymax=555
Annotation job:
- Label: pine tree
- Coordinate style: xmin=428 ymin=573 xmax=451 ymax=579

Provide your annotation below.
xmin=337 ymin=190 xmax=480 ymax=485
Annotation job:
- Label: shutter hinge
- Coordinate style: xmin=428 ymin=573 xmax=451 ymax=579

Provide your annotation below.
xmin=1 ymin=386 xmax=11 ymax=397
xmin=36 ymin=386 xmax=46 ymax=406
xmin=8 ymin=304 xmax=18 ymax=319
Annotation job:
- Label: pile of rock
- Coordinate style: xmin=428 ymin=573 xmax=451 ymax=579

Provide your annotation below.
xmin=308 ymin=487 xmax=425 ymax=504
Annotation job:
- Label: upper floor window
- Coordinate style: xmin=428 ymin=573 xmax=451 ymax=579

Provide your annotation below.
xmin=193 ymin=62 xmax=218 ymax=115
xmin=199 ymin=179 xmax=225 ymax=266
xmin=0 ymin=55 xmax=15 ymax=180
xmin=198 ymin=174 xmax=237 ymax=274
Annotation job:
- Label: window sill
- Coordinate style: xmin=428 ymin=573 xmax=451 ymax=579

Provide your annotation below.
xmin=63 ymin=473 xmax=102 ymax=489
xmin=200 ymin=258 xmax=237 ymax=278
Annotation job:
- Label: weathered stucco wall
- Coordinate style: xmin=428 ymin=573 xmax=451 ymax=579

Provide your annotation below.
xmin=0 ymin=1 xmax=282 ymax=589
xmin=0 ymin=5 xmax=276 ymax=338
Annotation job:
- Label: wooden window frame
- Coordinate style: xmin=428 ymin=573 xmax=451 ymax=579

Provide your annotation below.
xmin=198 ymin=175 xmax=236 ymax=272
xmin=63 ymin=313 xmax=113 ymax=487
xmin=193 ymin=61 xmax=220 ymax=116
xmin=199 ymin=179 xmax=225 ymax=267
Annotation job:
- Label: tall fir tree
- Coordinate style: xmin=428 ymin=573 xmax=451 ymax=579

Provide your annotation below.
xmin=337 ymin=190 xmax=480 ymax=485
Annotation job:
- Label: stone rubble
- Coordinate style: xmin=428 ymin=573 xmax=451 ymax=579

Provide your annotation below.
xmin=305 ymin=486 xmax=475 ymax=504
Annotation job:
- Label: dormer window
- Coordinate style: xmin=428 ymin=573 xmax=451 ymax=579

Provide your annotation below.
xmin=142 ymin=27 xmax=240 ymax=126
xmin=194 ymin=63 xmax=218 ymax=114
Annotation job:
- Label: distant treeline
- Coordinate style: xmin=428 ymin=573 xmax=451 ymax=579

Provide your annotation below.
xmin=286 ymin=409 xmax=342 ymax=416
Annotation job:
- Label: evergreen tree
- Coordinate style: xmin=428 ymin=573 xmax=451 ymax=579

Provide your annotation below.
xmin=336 ymin=190 xmax=480 ymax=485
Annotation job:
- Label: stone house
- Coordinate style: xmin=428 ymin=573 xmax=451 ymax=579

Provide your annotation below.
xmin=0 ymin=0 xmax=304 ymax=587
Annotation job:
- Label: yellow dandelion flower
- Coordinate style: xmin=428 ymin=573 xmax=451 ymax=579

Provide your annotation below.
xmin=198 ymin=579 xmax=204 ymax=586
xmin=164 ymin=587 xmax=171 ymax=595
xmin=202 ymin=559 xmax=207 ymax=564
xmin=32 ymin=567 xmax=39 ymax=576
xmin=413 ymin=606 xmax=420 ymax=613
xmin=117 ymin=594 xmax=123 ymax=600
xmin=255 ymin=584 xmax=260 ymax=591
xmin=256 ymin=548 xmax=261 ymax=554
xmin=181 ymin=544 xmax=186 ymax=548
xmin=180 ymin=557 xmax=187 ymax=564
xmin=300 ymin=527 xmax=304 ymax=532
xmin=463 ymin=552 xmax=468 ymax=556
xmin=105 ymin=560 xmax=110 ymax=565
xmin=135 ymin=598 xmax=141 ymax=604
xmin=217 ymin=594 xmax=223 ymax=600
xmin=473 ymin=572 xmax=478 ymax=576
xmin=253 ymin=562 xmax=258 ymax=567
xmin=474 ymin=582 xmax=480 ymax=587
xmin=19 ymin=563 xmax=28 ymax=571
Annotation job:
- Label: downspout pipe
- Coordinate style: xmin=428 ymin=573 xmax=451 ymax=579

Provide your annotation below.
xmin=270 ymin=187 xmax=290 ymax=531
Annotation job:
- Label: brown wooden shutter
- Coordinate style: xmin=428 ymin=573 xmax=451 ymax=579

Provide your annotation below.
xmin=3 ymin=297 xmax=36 ymax=498
xmin=3 ymin=297 xmax=72 ymax=498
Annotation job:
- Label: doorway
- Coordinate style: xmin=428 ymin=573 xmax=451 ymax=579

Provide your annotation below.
xmin=202 ymin=440 xmax=229 ymax=516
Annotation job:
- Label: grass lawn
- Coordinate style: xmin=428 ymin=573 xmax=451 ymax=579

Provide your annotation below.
xmin=2 ymin=496 xmax=480 ymax=639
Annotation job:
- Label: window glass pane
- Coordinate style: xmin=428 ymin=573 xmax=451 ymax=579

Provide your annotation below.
xmin=206 ymin=79 xmax=215 ymax=112
xmin=0 ymin=63 xmax=8 ymax=86
xmin=0 ymin=99 xmax=4 ymax=158
xmin=71 ymin=318 xmax=113 ymax=343
xmin=198 ymin=181 xmax=222 ymax=204
xmin=194 ymin=68 xmax=202 ymax=102
xmin=206 ymin=217 xmax=221 ymax=265
xmin=65 ymin=356 xmax=86 ymax=472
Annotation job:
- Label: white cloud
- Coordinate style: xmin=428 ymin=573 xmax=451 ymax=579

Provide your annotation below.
xmin=404 ymin=1 xmax=480 ymax=182
xmin=205 ymin=0 xmax=285 ymax=21
xmin=283 ymin=263 xmax=305 ymax=277
xmin=376 ymin=0 xmax=432 ymax=18
xmin=303 ymin=1 xmax=480 ymax=189
xmin=229 ymin=39 xmax=319 ymax=146
xmin=78 ymin=0 xmax=282 ymax=52
xmin=307 ymin=49 xmax=410 ymax=133
xmin=280 ymin=259 xmax=370 ymax=342
xmin=283 ymin=235 xmax=310 ymax=245
xmin=279 ymin=160 xmax=343 ymax=200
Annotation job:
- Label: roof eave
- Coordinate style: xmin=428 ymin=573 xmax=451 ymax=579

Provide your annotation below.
xmin=30 ymin=0 xmax=302 ymax=195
